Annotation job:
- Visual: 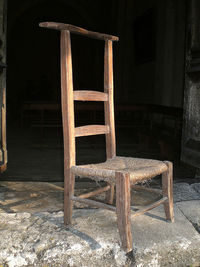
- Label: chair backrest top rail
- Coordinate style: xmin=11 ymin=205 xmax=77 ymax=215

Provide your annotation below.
xmin=75 ymin=125 xmax=110 ymax=137
xmin=39 ymin=22 xmax=119 ymax=41
xmin=74 ymin=90 xmax=108 ymax=101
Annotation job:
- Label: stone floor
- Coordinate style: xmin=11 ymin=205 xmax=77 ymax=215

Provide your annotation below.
xmin=0 ymin=181 xmax=200 ymax=267
xmin=0 ymin=126 xmax=200 ymax=266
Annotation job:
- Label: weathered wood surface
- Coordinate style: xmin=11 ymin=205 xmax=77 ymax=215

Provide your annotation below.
xmin=75 ymin=125 xmax=109 ymax=137
xmin=71 ymin=196 xmax=116 ymax=212
xmin=162 ymin=161 xmax=174 ymax=222
xmin=60 ymin=30 xmax=76 ymax=225
xmin=104 ymin=40 xmax=116 ymax=159
xmin=131 ymin=197 xmax=168 ymax=218
xmin=78 ymin=185 xmax=110 ymax=199
xmin=0 ymin=87 xmax=7 ymax=172
xmin=106 ymin=184 xmax=115 ymax=205
xmin=39 ymin=22 xmax=119 ymax=41
xmin=104 ymin=40 xmax=116 ymax=204
xmin=73 ymin=90 xmax=108 ymax=101
xmin=116 ymin=172 xmax=133 ymax=252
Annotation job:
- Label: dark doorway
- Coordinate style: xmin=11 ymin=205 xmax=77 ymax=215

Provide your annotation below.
xmin=2 ymin=0 xmax=196 ymax=183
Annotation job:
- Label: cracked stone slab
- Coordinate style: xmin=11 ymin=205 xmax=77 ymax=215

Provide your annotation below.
xmin=173 ymin=183 xmax=200 ymax=202
xmin=0 ymin=204 xmax=200 ymax=267
xmin=177 ymin=200 xmax=200 ymax=233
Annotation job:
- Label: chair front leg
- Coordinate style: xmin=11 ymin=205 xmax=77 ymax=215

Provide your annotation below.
xmin=64 ymin=169 xmax=75 ymax=225
xmin=106 ymin=184 xmax=115 ymax=204
xmin=116 ymin=172 xmax=133 ymax=253
xmin=162 ymin=161 xmax=174 ymax=222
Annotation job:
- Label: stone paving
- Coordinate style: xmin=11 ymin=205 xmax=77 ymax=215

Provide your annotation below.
xmin=0 ymin=181 xmax=200 ymax=266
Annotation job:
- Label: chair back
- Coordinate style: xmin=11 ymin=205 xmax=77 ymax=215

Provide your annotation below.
xmin=39 ymin=22 xmax=119 ymax=168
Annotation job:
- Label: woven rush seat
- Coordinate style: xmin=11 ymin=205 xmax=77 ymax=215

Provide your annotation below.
xmin=71 ymin=156 xmax=168 ymax=183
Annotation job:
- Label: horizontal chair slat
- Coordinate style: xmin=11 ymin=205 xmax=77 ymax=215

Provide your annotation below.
xmin=75 ymin=125 xmax=110 ymax=137
xmin=131 ymin=196 xmax=167 ymax=218
xmin=71 ymin=196 xmax=116 ymax=211
xmin=39 ymin=22 xmax=119 ymax=41
xmin=78 ymin=185 xmax=111 ymax=199
xmin=74 ymin=90 xmax=108 ymax=101
xmin=131 ymin=185 xmax=162 ymax=195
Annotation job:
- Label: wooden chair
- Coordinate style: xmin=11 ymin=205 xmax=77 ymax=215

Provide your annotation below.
xmin=39 ymin=22 xmax=174 ymax=253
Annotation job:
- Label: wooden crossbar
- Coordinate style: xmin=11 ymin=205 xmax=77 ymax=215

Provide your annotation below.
xmin=131 ymin=185 xmax=162 ymax=195
xmin=78 ymin=185 xmax=111 ymax=199
xmin=131 ymin=196 xmax=168 ymax=218
xmin=72 ymin=195 xmax=168 ymax=218
xmin=71 ymin=196 xmax=116 ymax=211
xmin=75 ymin=125 xmax=110 ymax=137
xmin=74 ymin=90 xmax=108 ymax=101
xmin=39 ymin=22 xmax=119 ymax=41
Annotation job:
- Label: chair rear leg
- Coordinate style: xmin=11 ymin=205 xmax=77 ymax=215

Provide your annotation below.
xmin=64 ymin=169 xmax=75 ymax=225
xmin=106 ymin=184 xmax=115 ymax=204
xmin=162 ymin=161 xmax=174 ymax=222
xmin=116 ymin=172 xmax=133 ymax=252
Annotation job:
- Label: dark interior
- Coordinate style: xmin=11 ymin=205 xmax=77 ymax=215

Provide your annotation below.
xmin=2 ymin=0 xmax=197 ymax=182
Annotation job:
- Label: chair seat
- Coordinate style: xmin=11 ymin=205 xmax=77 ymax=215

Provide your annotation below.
xmin=71 ymin=156 xmax=168 ymax=184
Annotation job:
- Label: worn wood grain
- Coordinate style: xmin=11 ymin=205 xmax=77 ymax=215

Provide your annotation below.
xmin=71 ymin=196 xmax=116 ymax=211
xmin=131 ymin=197 xmax=168 ymax=218
xmin=104 ymin=40 xmax=116 ymax=159
xmin=73 ymin=90 xmax=108 ymax=101
xmin=40 ymin=22 xmax=119 ymax=41
xmin=131 ymin=185 xmax=162 ymax=195
xmin=104 ymin=40 xmax=116 ymax=204
xmin=116 ymin=172 xmax=133 ymax=252
xmin=61 ymin=30 xmax=76 ymax=225
xmin=75 ymin=125 xmax=109 ymax=137
xmin=0 ymin=87 xmax=7 ymax=172
xmin=106 ymin=184 xmax=115 ymax=205
xmin=78 ymin=185 xmax=110 ymax=199
xmin=162 ymin=161 xmax=174 ymax=222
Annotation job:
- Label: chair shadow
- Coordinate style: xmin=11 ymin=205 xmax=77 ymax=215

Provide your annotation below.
xmin=143 ymin=212 xmax=166 ymax=222
xmin=34 ymin=211 xmax=101 ymax=250
xmin=131 ymin=206 xmax=167 ymax=222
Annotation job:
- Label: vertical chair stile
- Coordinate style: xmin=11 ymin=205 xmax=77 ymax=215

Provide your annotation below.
xmin=60 ymin=30 xmax=76 ymax=225
xmin=116 ymin=172 xmax=133 ymax=252
xmin=104 ymin=40 xmax=116 ymax=205
xmin=162 ymin=161 xmax=174 ymax=222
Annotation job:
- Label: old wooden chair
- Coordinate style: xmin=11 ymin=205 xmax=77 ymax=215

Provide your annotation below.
xmin=39 ymin=22 xmax=174 ymax=253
